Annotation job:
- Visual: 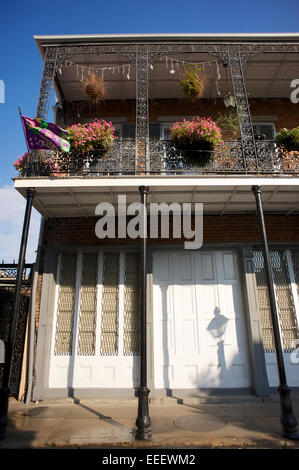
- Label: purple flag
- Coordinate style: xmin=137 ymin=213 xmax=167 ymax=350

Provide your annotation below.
xmin=21 ymin=116 xmax=70 ymax=152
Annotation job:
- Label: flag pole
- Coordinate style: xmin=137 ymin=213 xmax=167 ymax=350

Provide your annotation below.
xmin=18 ymin=107 xmax=27 ymax=148
xmin=18 ymin=108 xmax=35 ymax=176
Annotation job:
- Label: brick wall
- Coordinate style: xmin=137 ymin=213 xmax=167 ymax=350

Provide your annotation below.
xmin=34 ymin=214 xmax=298 ymax=332
xmin=42 ymin=214 xmax=299 ymax=246
xmin=249 ymin=99 xmax=299 ymax=132
xmin=57 ymin=98 xmax=299 ymax=131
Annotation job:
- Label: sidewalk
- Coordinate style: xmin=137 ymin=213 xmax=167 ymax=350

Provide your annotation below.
xmin=1 ymin=393 xmax=299 ymax=449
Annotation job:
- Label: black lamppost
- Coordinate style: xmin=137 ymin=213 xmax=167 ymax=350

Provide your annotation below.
xmin=135 ymin=186 xmax=152 ymax=440
xmin=0 ymin=187 xmax=35 ymax=440
xmin=252 ymin=185 xmax=299 ymax=440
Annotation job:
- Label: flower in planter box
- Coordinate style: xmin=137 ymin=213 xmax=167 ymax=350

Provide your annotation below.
xmin=13 ymin=151 xmax=57 ymax=176
xmin=67 ymin=119 xmax=117 ymax=154
xmin=170 ymin=116 xmax=223 ymax=165
xmin=13 ymin=153 xmax=29 ymax=176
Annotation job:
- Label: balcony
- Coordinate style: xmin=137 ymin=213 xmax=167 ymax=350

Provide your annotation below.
xmin=13 ymin=36 xmax=299 ymax=217
xmin=18 ymin=139 xmax=298 ymax=178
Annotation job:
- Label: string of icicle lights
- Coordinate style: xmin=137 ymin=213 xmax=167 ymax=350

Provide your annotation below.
xmin=59 ymin=55 xmax=222 ymax=95
xmin=58 ymin=60 xmax=132 ymax=80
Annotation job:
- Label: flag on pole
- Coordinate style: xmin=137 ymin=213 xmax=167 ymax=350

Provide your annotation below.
xmin=21 ymin=116 xmax=70 ymax=152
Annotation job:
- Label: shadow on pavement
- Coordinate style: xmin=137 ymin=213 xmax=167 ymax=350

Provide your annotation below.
xmin=70 ymin=393 xmax=135 ymax=435
xmin=0 ymin=417 xmax=36 ymax=448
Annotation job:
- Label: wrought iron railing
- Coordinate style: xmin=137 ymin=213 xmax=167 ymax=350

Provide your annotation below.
xmin=19 ymin=139 xmax=299 ymax=177
xmin=0 ymin=263 xmax=34 ymax=286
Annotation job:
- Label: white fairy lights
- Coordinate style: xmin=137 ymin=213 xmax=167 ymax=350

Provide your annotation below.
xmin=59 ymin=55 xmax=222 ymax=94
xmin=60 ymin=60 xmax=132 ymax=81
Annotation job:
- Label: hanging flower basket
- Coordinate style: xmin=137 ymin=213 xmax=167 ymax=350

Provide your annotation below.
xmin=66 ymin=119 xmax=116 ymax=155
xmin=83 ymin=73 xmax=106 ymax=103
xmin=170 ymin=117 xmax=223 ymax=167
xmin=178 ymin=65 xmax=206 ymax=100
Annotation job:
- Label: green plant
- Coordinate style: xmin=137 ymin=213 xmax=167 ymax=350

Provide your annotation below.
xmin=275 ymin=127 xmax=299 ymax=151
xmin=216 ymin=108 xmax=239 ymax=137
xmin=178 ymin=65 xmax=206 ymax=99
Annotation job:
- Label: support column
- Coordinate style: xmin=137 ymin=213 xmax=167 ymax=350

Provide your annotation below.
xmin=36 ymin=47 xmax=57 ymax=120
xmin=241 ymin=247 xmax=270 ymax=397
xmin=135 ymin=46 xmax=149 ymax=174
xmin=135 ymin=186 xmax=152 ymax=440
xmin=252 ymin=185 xmax=299 ymax=440
xmin=0 ymin=187 xmax=35 ymax=440
xmin=146 ymin=246 xmax=155 ymax=392
xmin=228 ymin=48 xmax=259 ymax=171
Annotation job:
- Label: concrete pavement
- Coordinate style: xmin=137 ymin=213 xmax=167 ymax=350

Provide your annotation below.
xmin=1 ymin=393 xmax=299 ymax=448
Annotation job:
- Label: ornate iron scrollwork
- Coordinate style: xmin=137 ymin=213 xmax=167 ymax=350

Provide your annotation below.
xmin=0 ymin=264 xmax=33 ymax=398
xmin=36 ymin=47 xmax=58 ymax=120
xmin=135 ymin=45 xmax=149 ymax=173
xmin=34 ymin=40 xmax=299 ymax=175
xmin=22 ymin=139 xmax=299 ymax=176
xmin=228 ymin=46 xmax=259 ymax=169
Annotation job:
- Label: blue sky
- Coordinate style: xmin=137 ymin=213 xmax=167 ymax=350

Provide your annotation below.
xmin=0 ymin=0 xmax=299 ymax=262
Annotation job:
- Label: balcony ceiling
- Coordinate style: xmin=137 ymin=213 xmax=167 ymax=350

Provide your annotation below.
xmin=55 ymin=51 xmax=299 ymax=101
xmin=14 ymin=177 xmax=299 ymax=218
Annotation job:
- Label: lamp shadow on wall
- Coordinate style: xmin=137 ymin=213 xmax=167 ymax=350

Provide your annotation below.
xmin=160 ymin=282 xmax=244 ymax=392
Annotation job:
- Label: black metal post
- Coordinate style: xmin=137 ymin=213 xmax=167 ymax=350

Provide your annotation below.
xmin=0 ymin=187 xmax=35 ymax=440
xmin=252 ymin=185 xmax=299 ymax=440
xmin=135 ymin=186 xmax=152 ymax=440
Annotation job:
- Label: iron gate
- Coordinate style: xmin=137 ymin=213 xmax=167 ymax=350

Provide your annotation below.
xmin=0 ymin=264 xmax=33 ymax=398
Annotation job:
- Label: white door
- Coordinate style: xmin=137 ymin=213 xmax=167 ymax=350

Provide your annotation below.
xmin=49 ymin=251 xmax=140 ymax=389
xmin=153 ymin=250 xmax=250 ymax=389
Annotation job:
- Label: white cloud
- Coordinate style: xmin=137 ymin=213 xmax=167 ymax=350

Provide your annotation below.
xmin=0 ymin=185 xmax=41 ymax=263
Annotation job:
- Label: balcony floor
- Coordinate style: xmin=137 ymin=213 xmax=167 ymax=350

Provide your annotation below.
xmin=14 ymin=175 xmax=299 ymax=218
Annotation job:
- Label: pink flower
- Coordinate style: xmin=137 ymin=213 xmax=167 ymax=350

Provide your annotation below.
xmin=170 ymin=116 xmax=222 ymax=149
